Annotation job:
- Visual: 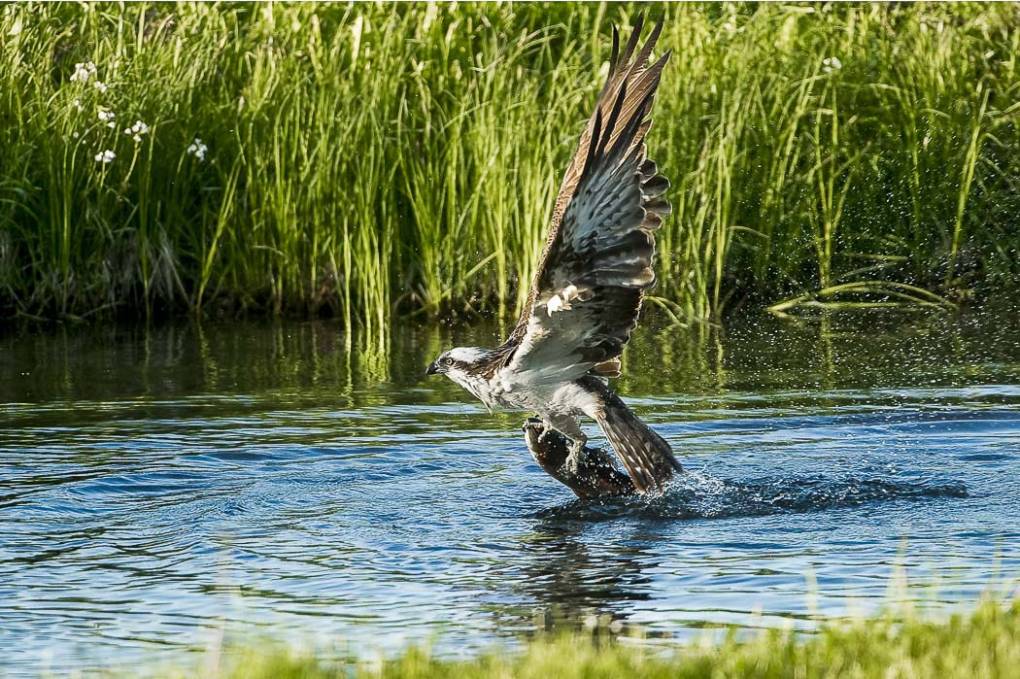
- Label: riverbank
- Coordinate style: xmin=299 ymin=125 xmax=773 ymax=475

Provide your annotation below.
xmin=157 ymin=600 xmax=1020 ymax=678
xmin=2 ymin=3 xmax=1018 ymax=329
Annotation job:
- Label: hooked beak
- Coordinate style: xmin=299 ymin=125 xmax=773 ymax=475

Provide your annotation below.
xmin=425 ymin=361 xmax=440 ymax=376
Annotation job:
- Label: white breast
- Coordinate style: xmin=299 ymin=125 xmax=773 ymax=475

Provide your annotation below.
xmin=490 ymin=366 xmax=593 ymax=416
xmin=547 ymin=380 xmax=603 ymax=419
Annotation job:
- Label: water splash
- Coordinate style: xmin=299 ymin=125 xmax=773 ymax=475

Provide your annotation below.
xmin=537 ymin=469 xmax=968 ymax=521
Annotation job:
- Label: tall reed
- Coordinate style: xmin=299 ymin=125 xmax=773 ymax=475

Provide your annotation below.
xmin=0 ymin=3 xmax=1017 ymax=329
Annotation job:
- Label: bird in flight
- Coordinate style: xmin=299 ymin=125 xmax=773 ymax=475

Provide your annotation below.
xmin=426 ymin=16 xmax=680 ymax=494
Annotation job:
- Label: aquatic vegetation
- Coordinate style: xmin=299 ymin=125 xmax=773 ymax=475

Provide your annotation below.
xmin=162 ymin=600 xmax=1020 ymax=678
xmin=0 ymin=3 xmax=1017 ymax=326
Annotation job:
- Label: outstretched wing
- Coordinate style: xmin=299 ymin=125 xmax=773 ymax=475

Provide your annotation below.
xmin=503 ymin=17 xmax=670 ymax=385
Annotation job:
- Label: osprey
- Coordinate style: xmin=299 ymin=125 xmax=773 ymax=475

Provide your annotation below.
xmin=426 ymin=17 xmax=681 ymax=493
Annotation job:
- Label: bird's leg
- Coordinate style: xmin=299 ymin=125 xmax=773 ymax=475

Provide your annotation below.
xmin=546 ymin=415 xmax=587 ymax=475
xmin=565 ymin=435 xmax=588 ymax=475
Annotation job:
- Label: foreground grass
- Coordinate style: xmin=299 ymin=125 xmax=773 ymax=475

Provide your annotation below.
xmin=178 ymin=601 xmax=1020 ymax=679
xmin=2 ymin=3 xmax=1019 ymax=328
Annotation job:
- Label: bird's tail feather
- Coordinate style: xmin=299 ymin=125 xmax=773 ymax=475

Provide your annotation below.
xmin=589 ymin=381 xmax=681 ymax=493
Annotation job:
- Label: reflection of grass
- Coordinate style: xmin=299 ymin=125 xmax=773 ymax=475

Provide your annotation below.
xmin=1 ymin=4 xmax=1018 ymax=327
xmin=166 ymin=600 xmax=1020 ymax=678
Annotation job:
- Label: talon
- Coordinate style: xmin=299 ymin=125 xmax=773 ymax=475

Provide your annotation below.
xmin=563 ymin=440 xmax=587 ymax=476
xmin=522 ymin=417 xmax=543 ymax=433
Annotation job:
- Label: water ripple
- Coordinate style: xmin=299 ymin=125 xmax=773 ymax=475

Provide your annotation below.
xmin=1 ymin=314 xmax=1019 ymax=675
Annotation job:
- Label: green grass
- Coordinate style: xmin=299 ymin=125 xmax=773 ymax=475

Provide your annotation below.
xmin=157 ymin=600 xmax=1020 ymax=678
xmin=1 ymin=3 xmax=1018 ymax=329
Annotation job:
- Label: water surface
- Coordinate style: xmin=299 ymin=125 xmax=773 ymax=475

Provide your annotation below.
xmin=2 ymin=309 xmax=1019 ymax=675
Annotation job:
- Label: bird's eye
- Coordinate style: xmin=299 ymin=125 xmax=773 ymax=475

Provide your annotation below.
xmin=441 ymin=356 xmax=453 ymax=366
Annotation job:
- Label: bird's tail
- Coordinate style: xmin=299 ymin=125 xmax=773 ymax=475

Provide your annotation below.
xmin=587 ymin=379 xmax=681 ymax=494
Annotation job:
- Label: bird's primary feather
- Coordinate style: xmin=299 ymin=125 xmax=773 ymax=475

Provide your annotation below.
xmin=502 ymin=16 xmax=671 ymax=384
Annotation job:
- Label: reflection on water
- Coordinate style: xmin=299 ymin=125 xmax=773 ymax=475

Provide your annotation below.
xmin=1 ymin=309 xmax=1019 ymax=675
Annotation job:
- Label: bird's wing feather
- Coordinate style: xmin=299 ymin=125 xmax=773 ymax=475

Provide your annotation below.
xmin=502 ymin=17 xmax=670 ymax=385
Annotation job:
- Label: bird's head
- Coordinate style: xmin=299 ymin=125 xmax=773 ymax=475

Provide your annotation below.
xmin=426 ymin=347 xmax=493 ymax=389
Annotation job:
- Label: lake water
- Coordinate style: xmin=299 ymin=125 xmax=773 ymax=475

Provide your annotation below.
xmin=2 ymin=309 xmax=1019 ymax=676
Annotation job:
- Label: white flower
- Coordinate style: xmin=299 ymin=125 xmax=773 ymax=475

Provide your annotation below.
xmin=124 ymin=120 xmax=149 ymax=143
xmin=69 ymin=61 xmax=97 ymax=83
xmin=186 ymin=137 xmax=208 ymax=162
xmin=822 ymin=56 xmax=843 ymax=73
xmin=722 ymin=21 xmax=736 ymax=33
xmin=97 ymin=107 xmax=116 ymax=128
xmin=94 ymin=149 xmax=115 ymax=164
xmin=93 ymin=80 xmax=108 ymax=93
xmin=73 ymin=98 xmax=83 ymax=111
